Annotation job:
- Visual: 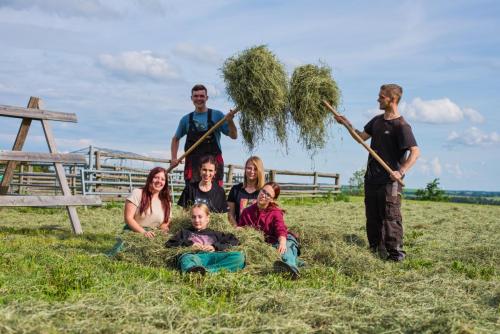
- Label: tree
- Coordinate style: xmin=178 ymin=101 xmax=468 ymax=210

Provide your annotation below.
xmin=348 ymin=168 xmax=366 ymax=195
xmin=415 ymin=178 xmax=448 ymax=201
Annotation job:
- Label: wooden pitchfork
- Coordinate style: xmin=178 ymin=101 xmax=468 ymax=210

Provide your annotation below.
xmin=166 ymin=108 xmax=239 ymax=173
xmin=323 ymin=100 xmax=405 ymax=187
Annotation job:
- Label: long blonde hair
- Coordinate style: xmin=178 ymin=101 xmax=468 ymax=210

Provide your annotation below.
xmin=244 ymin=156 xmax=265 ymax=189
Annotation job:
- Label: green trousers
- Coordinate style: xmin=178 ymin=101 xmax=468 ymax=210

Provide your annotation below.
xmin=178 ymin=251 xmax=246 ymax=273
xmin=106 ymin=225 xmax=139 ymax=257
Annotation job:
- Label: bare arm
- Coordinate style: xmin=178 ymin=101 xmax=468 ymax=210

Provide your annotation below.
xmin=227 ymin=202 xmax=237 ymax=226
xmin=354 ymin=129 xmax=371 ymax=141
xmin=333 ymin=115 xmax=370 ymax=142
xmin=170 ymin=136 xmax=180 ymax=168
xmin=396 ymin=146 xmax=420 ymax=178
xmin=124 ymin=201 xmax=155 ymax=238
xmin=277 ymin=236 xmax=287 ymax=254
xmin=226 ymin=110 xmax=238 ymax=139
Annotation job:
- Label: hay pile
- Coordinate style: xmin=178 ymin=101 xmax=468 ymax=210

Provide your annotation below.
xmin=222 ymin=45 xmax=289 ymax=150
xmin=289 ymin=63 xmax=341 ymax=151
xmin=113 ymin=213 xmax=280 ymax=273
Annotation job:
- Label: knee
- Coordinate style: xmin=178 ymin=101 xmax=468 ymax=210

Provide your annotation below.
xmin=385 ymin=201 xmax=401 ymax=221
xmin=230 ymin=251 xmax=246 ymax=263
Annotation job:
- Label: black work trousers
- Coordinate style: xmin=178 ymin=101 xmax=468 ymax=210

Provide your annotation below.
xmin=364 ymin=181 xmax=405 ymax=260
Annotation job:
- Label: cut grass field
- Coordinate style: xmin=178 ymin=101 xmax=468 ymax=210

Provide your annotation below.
xmin=1 ymin=198 xmax=499 ymax=333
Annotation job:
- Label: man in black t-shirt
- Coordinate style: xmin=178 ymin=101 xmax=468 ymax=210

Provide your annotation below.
xmin=335 ymin=84 xmax=420 ymax=261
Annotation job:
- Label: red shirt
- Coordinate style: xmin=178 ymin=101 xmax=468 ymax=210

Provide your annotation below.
xmin=238 ymin=203 xmax=288 ymax=244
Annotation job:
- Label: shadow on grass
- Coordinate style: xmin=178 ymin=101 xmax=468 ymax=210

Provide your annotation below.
xmin=0 ymin=225 xmax=71 ymax=237
xmin=0 ymin=225 xmax=116 ymax=254
xmin=342 ymin=234 xmax=366 ymax=248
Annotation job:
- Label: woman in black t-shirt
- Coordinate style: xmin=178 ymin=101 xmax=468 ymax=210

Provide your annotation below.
xmin=227 ymin=156 xmax=265 ymax=225
xmin=177 ymin=155 xmax=228 ymax=213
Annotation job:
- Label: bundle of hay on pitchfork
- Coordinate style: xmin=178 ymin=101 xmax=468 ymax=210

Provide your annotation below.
xmin=169 ymin=45 xmax=403 ymax=186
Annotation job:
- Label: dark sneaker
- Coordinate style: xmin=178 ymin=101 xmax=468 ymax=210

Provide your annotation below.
xmin=273 ymin=261 xmax=300 ymax=280
xmin=186 ymin=266 xmax=207 ymax=275
xmin=387 ymin=250 xmax=406 ymax=262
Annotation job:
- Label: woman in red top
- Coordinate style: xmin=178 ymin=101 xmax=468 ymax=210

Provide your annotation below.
xmin=238 ymin=182 xmax=301 ymax=279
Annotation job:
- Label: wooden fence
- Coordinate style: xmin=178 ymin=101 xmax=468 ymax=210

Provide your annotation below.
xmin=1 ymin=149 xmax=340 ymax=199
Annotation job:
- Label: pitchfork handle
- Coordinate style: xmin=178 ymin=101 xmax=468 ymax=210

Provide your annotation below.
xmin=167 ymin=108 xmax=239 ymax=173
xmin=323 ymin=100 xmax=405 ymax=187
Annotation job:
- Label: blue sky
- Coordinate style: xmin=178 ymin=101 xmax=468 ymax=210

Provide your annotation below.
xmin=0 ymin=0 xmax=499 ymax=191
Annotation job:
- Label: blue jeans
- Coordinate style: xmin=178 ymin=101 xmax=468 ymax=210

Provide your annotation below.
xmin=273 ymin=234 xmax=301 ymax=269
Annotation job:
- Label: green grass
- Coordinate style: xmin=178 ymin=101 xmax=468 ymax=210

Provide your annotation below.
xmin=0 ymin=200 xmax=499 ymax=333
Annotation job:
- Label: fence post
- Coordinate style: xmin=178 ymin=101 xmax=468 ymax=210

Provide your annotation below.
xmin=88 ymin=145 xmax=94 ymax=193
xmin=81 ymin=169 xmax=86 ymax=195
xmin=19 ymin=164 xmax=25 ymax=194
xmin=313 ymin=171 xmax=318 ymax=195
xmin=169 ymin=174 xmax=175 ymax=203
xmin=335 ymin=173 xmax=340 ymax=193
xmin=227 ymin=164 xmax=234 ymax=184
xmin=70 ymin=165 xmax=76 ymax=195
xmin=27 ymin=164 xmax=33 ymax=194
xmin=270 ymin=170 xmax=276 ymax=182
xmin=95 ymin=150 xmax=101 ymax=192
xmin=128 ymin=172 xmax=133 ymax=193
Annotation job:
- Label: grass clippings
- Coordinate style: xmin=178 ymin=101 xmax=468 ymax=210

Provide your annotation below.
xmin=1 ymin=200 xmax=499 ymax=333
xmin=115 ymin=212 xmax=279 ymax=273
xmin=222 ymin=45 xmax=289 ymax=150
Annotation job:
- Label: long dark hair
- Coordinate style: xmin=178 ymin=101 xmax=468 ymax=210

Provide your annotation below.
xmin=140 ymin=167 xmax=171 ymax=223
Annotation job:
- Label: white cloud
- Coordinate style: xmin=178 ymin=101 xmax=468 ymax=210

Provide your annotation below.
xmin=0 ymin=0 xmax=167 ymax=18
xmin=204 ymin=84 xmax=223 ymax=98
xmin=173 ymin=43 xmax=222 ymax=65
xmin=447 ymin=127 xmax=500 ymax=147
xmin=418 ymin=157 xmax=442 ymax=176
xmin=445 ymin=163 xmax=463 ymax=177
xmin=431 ymin=157 xmax=442 ymax=176
xmin=0 ymin=0 xmax=119 ymax=18
xmin=400 ymin=97 xmax=484 ymax=124
xmin=98 ymin=51 xmax=179 ymax=80
xmin=462 ymin=107 xmax=485 ymax=123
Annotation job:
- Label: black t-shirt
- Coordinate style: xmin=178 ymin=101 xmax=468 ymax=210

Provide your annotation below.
xmin=364 ymin=114 xmax=417 ymax=184
xmin=177 ymin=182 xmax=228 ymax=213
xmin=227 ymin=183 xmax=259 ymax=223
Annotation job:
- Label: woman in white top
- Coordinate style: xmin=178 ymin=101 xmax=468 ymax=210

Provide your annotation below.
xmin=124 ymin=166 xmax=172 ymax=238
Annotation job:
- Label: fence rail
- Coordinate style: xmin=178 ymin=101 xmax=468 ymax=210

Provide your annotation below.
xmin=1 ymin=150 xmax=340 ymax=199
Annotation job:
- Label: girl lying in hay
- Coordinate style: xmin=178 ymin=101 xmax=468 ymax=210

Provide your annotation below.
xmin=165 ymin=203 xmax=245 ymax=274
xmin=239 ymin=182 xmax=303 ymax=280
